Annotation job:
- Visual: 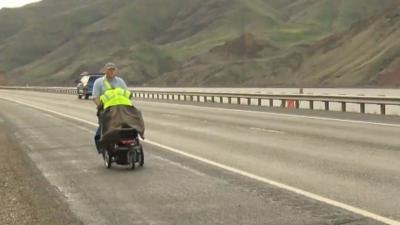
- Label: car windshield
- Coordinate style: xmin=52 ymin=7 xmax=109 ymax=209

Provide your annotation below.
xmin=88 ymin=76 xmax=100 ymax=84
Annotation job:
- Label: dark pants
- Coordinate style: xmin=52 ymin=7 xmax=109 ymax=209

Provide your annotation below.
xmin=94 ymin=109 xmax=103 ymax=154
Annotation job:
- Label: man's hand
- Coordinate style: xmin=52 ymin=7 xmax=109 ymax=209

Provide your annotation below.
xmin=97 ymin=103 xmax=103 ymax=111
xmin=93 ymin=97 xmax=101 ymax=106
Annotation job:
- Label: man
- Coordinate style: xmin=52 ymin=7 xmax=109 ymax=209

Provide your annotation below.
xmin=92 ymin=62 xmax=128 ymax=107
xmin=92 ymin=62 xmax=130 ymax=153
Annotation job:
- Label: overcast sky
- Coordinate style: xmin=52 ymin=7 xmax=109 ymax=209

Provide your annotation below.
xmin=0 ymin=0 xmax=42 ymax=9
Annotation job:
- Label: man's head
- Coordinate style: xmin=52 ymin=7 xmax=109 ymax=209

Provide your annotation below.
xmin=104 ymin=62 xmax=117 ymax=79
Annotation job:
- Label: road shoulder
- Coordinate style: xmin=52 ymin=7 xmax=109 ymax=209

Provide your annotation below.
xmin=0 ymin=120 xmax=82 ymax=225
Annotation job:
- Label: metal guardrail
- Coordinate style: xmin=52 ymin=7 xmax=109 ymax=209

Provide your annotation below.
xmin=0 ymin=86 xmax=78 ymax=95
xmin=1 ymin=86 xmax=400 ymax=115
xmin=131 ymin=91 xmax=400 ymax=115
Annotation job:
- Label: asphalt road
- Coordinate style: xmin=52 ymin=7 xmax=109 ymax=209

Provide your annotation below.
xmin=0 ymin=90 xmax=399 ymax=225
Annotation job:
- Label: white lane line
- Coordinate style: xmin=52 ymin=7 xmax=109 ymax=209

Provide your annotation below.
xmin=2 ymin=97 xmax=400 ymax=225
xmin=138 ymin=101 xmax=400 ymax=128
xmin=250 ymin=127 xmax=285 ymax=134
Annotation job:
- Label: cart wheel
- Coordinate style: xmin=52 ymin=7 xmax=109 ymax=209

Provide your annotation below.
xmin=129 ymin=151 xmax=136 ymax=170
xmin=139 ymin=145 xmax=144 ymax=167
xmin=103 ymin=151 xmax=112 ymax=169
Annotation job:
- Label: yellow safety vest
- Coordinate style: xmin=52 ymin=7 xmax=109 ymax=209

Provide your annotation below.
xmin=100 ymin=77 xmax=132 ymax=109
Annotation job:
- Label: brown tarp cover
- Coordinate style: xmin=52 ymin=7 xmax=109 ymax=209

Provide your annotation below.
xmin=99 ymin=105 xmax=145 ymax=146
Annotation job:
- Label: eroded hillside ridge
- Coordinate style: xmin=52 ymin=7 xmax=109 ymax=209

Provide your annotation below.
xmin=0 ymin=0 xmax=398 ymax=87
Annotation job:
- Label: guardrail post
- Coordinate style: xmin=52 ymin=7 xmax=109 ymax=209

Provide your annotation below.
xmin=220 ymin=96 xmax=223 ymax=103
xmin=258 ymin=98 xmax=262 ymax=106
xmin=324 ymin=101 xmax=329 ymax=111
xmin=281 ymin=99 xmax=286 ymax=108
xmin=380 ymin=104 xmax=386 ymax=115
xmin=269 ymin=99 xmax=273 ymax=107
xmin=295 ymin=100 xmax=300 ymax=109
xmin=228 ymin=97 xmax=232 ymax=104
xmin=341 ymin=102 xmax=346 ymax=112
xmin=238 ymin=97 xmax=241 ymax=105
xmin=247 ymin=98 xmax=251 ymax=105
xmin=309 ymin=100 xmax=314 ymax=110
xmin=360 ymin=103 xmax=365 ymax=114
xmin=211 ymin=96 xmax=215 ymax=103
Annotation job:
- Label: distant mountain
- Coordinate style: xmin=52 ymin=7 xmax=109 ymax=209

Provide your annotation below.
xmin=296 ymin=4 xmax=400 ymax=87
xmin=0 ymin=0 xmax=397 ymax=87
